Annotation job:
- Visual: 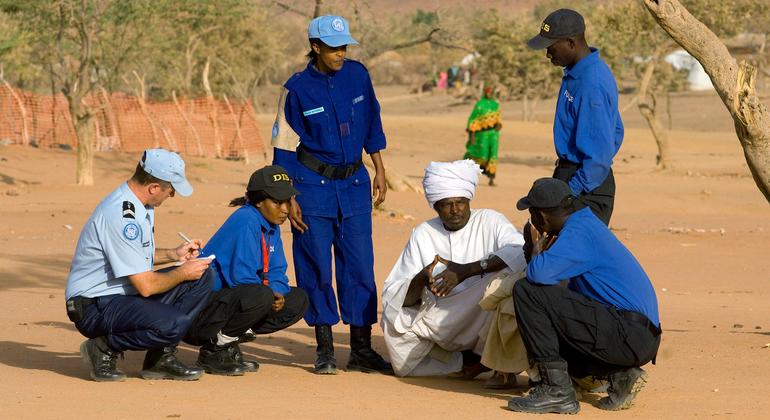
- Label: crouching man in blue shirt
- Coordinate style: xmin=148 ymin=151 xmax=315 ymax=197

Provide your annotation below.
xmin=506 ymin=178 xmax=661 ymax=414
xmin=183 ymin=166 xmax=309 ymax=376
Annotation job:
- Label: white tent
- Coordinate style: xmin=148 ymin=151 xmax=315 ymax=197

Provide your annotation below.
xmin=664 ymin=49 xmax=714 ymax=91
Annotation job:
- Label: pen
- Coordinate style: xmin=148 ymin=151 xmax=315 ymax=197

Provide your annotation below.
xmin=177 ymin=231 xmax=192 ymax=244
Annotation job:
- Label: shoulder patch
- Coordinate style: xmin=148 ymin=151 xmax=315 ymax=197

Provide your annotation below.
xmin=122 ymin=201 xmax=136 ymax=219
xmin=123 ymin=222 xmax=140 ymax=240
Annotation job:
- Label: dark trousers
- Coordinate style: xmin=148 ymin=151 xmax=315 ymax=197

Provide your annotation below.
xmin=293 ymin=213 xmax=378 ymax=327
xmin=74 ymin=268 xmax=215 ymax=352
xmin=553 ymin=162 xmax=615 ymax=226
xmin=513 ymin=280 xmax=660 ymax=378
xmin=185 ymin=285 xmax=308 ymax=345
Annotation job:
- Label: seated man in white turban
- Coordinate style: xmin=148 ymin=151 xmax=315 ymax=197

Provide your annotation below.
xmin=380 ymin=160 xmax=527 ymax=378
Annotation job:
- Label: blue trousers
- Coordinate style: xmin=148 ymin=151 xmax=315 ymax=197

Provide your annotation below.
xmin=293 ymin=213 xmax=377 ymax=327
xmin=74 ymin=268 xmax=214 ymax=352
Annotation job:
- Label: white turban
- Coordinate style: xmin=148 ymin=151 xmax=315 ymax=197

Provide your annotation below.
xmin=423 ymin=159 xmax=482 ymax=208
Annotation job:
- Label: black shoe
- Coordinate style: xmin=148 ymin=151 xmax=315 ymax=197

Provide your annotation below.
xmin=507 ymin=361 xmax=580 ymax=414
xmin=238 ymin=330 xmax=257 ymax=343
xmin=141 ymin=346 xmax=204 ymax=381
xmin=228 ymin=342 xmax=259 ymax=372
xmin=79 ymin=337 xmax=126 ymax=382
xmin=347 ymin=325 xmax=394 ymax=375
xmin=197 ymin=343 xmax=247 ymax=376
xmin=598 ymin=367 xmax=647 ymax=411
xmin=314 ymin=325 xmax=337 ymax=375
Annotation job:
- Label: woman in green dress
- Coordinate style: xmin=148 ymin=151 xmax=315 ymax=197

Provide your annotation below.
xmin=464 ymin=86 xmax=502 ymax=185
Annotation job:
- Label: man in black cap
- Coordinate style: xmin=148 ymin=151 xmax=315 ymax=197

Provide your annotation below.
xmin=183 ymin=165 xmax=309 ymax=375
xmin=527 ymin=9 xmax=624 ymax=226
xmin=506 ymin=178 xmax=660 ymax=414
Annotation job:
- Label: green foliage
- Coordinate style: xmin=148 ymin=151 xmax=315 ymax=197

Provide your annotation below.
xmin=412 ymin=9 xmax=438 ymax=26
xmin=472 ymin=9 xmax=561 ymax=101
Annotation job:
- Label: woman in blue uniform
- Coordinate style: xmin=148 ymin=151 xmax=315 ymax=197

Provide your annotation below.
xmin=272 ymin=15 xmax=392 ymax=375
xmin=184 ymin=166 xmax=309 ymax=376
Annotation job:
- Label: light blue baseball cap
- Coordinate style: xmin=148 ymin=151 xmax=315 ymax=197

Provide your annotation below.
xmin=139 ymin=149 xmax=193 ymax=197
xmin=307 ymin=15 xmax=358 ymax=47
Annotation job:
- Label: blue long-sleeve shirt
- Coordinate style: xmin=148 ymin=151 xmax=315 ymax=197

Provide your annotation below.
xmin=203 ymin=205 xmax=290 ymax=295
xmin=526 ymin=207 xmax=659 ymax=327
xmin=554 ymin=48 xmax=624 ymax=195
xmin=273 ymin=59 xmax=386 ymax=218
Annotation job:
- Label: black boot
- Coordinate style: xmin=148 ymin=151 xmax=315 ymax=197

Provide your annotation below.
xmin=507 ymin=361 xmax=580 ymax=414
xmin=197 ymin=343 xmax=248 ymax=376
xmin=598 ymin=367 xmax=647 ymax=411
xmin=314 ymin=325 xmax=337 ymax=375
xmin=140 ymin=346 xmax=204 ymax=381
xmin=228 ymin=342 xmax=259 ymax=372
xmin=79 ymin=337 xmax=126 ymax=382
xmin=347 ymin=325 xmax=394 ymax=375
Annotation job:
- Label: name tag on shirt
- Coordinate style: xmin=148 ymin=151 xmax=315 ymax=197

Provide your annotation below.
xmin=352 ymin=95 xmax=364 ymax=104
xmin=303 ymin=106 xmax=324 ymax=116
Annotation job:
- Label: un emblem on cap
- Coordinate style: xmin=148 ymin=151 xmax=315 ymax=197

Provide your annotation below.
xmin=332 ymin=18 xmax=345 ymax=32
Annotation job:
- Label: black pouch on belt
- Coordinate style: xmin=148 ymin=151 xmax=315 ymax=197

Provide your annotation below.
xmin=66 ymin=297 xmax=92 ymax=323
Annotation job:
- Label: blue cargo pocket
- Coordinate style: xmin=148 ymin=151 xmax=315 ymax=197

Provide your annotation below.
xmin=347 ymin=172 xmax=372 ymax=214
xmin=294 ymin=173 xmax=335 ymax=215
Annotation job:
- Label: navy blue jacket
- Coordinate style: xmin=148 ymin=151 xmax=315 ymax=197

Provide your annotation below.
xmin=527 ymin=207 xmax=659 ymax=326
xmin=273 ymin=59 xmax=386 ymax=218
xmin=554 ymin=48 xmax=624 ymax=195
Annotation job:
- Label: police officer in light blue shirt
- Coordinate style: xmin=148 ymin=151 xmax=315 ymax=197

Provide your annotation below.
xmin=527 ymin=9 xmax=624 ymax=225
xmin=65 ymin=149 xmax=214 ymax=382
xmin=272 ymin=15 xmax=392 ymax=375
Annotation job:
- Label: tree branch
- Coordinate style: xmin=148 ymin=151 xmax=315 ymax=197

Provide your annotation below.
xmin=272 ymin=1 xmax=309 ymax=18
xmin=642 ymin=0 xmax=770 ymax=201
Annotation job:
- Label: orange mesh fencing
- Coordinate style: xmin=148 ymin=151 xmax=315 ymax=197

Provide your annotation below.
xmin=0 ymin=83 xmax=265 ymax=161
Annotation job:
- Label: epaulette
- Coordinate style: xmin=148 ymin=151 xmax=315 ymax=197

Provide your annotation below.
xmin=122 ymin=201 xmax=135 ymax=219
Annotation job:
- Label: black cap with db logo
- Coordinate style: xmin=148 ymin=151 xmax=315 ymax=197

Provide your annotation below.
xmin=247 ymin=165 xmax=299 ymax=201
xmin=527 ymin=8 xmax=585 ymax=50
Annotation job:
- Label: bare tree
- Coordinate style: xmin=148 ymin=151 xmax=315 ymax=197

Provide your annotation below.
xmin=642 ymin=0 xmax=770 ymax=202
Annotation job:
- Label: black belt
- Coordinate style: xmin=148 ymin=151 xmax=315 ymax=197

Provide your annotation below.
xmin=296 ymin=145 xmax=362 ymax=180
xmin=70 ymin=296 xmax=96 ymax=306
xmin=556 ymin=158 xmax=579 ymax=169
xmin=619 ymin=310 xmax=662 ymax=337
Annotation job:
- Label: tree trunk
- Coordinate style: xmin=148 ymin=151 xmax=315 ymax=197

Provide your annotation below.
xmin=313 ymin=0 xmax=323 ymax=18
xmin=522 ymin=94 xmax=529 ymax=121
xmin=202 ymin=58 xmax=222 ymax=158
xmin=73 ymin=107 xmax=95 ymax=186
xmin=637 ymin=53 xmax=671 ymax=170
xmin=642 ymin=0 xmax=770 ymax=203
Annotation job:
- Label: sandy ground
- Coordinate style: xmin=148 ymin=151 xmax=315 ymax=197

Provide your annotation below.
xmin=1 ymin=87 xmax=770 ymax=419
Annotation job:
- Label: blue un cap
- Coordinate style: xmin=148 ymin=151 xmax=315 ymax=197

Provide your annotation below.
xmin=139 ymin=149 xmax=193 ymax=197
xmin=307 ymin=15 xmax=358 ymax=47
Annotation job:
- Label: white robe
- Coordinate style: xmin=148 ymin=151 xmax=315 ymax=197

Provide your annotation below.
xmin=381 ymin=209 xmax=527 ymax=376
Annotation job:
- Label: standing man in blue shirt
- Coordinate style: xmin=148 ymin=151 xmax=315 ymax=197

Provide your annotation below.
xmin=527 ymin=9 xmax=624 ymax=225
xmin=65 ymin=149 xmax=213 ymax=382
xmin=271 ymin=15 xmax=392 ymax=375
xmin=506 ymin=178 xmax=661 ymax=414
xmin=184 ymin=166 xmax=309 ymax=376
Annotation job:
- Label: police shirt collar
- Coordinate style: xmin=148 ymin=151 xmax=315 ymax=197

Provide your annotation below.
xmin=307 ymin=60 xmax=339 ymax=79
xmin=564 ymin=206 xmax=593 ymax=227
xmin=120 ymin=182 xmax=149 ymax=220
xmin=246 ymin=204 xmax=278 ymax=233
xmin=564 ymin=47 xmax=600 ymax=79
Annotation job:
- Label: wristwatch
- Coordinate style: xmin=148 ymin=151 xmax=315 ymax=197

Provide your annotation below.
xmin=479 ymin=257 xmax=489 ymax=273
